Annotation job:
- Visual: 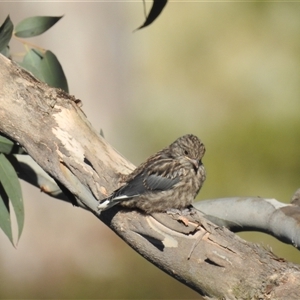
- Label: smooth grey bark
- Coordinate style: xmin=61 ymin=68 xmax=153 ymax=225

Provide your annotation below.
xmin=1 ymin=54 xmax=300 ymax=299
xmin=196 ymin=197 xmax=300 ymax=248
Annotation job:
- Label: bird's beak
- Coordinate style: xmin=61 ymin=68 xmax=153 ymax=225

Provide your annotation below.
xmin=186 ymin=157 xmax=201 ymax=170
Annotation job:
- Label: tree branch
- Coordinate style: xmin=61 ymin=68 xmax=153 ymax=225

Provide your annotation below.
xmin=11 ymin=153 xmax=300 ymax=249
xmin=1 ymin=54 xmax=300 ymax=299
xmin=195 ymin=197 xmax=300 ymax=249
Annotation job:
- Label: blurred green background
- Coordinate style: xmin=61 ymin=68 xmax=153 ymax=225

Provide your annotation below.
xmin=0 ymin=1 xmax=300 ymax=299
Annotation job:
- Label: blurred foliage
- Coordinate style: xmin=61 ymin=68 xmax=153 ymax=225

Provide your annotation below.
xmin=0 ymin=14 xmax=68 ymax=92
xmin=136 ymin=0 xmax=168 ymax=30
xmin=14 ymin=15 xmax=62 ymax=37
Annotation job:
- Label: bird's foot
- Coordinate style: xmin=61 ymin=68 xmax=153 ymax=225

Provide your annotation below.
xmin=166 ymin=207 xmax=195 ymax=226
xmin=166 ymin=206 xmax=193 ymax=216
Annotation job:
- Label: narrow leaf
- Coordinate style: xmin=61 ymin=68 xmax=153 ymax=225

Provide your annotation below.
xmin=40 ymin=50 xmax=68 ymax=92
xmin=0 ymin=135 xmax=25 ymax=155
xmin=15 ymin=16 xmax=63 ymax=38
xmin=0 ymin=135 xmax=14 ymax=154
xmin=0 ymin=183 xmax=13 ymax=245
xmin=1 ymin=45 xmax=11 ymax=58
xmin=100 ymin=129 xmax=105 ymax=138
xmin=0 ymin=154 xmax=24 ymax=240
xmin=136 ymin=0 xmax=168 ymax=30
xmin=0 ymin=15 xmax=13 ymax=52
xmin=19 ymin=48 xmax=44 ymax=82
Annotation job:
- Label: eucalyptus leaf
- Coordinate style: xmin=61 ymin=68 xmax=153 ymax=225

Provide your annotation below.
xmin=0 ymin=184 xmax=13 ymax=245
xmin=23 ymin=48 xmax=43 ymax=68
xmin=15 ymin=15 xmax=63 ymax=38
xmin=0 ymin=15 xmax=13 ymax=52
xmin=40 ymin=50 xmax=68 ymax=92
xmin=0 ymin=136 xmax=14 ymax=154
xmin=19 ymin=49 xmax=44 ymax=81
xmin=0 ymin=135 xmax=25 ymax=155
xmin=0 ymin=45 xmax=11 ymax=58
xmin=136 ymin=0 xmax=168 ymax=30
xmin=0 ymin=154 xmax=24 ymax=240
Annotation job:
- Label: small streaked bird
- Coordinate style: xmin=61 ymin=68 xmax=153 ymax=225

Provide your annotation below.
xmin=98 ymin=134 xmax=206 ymax=214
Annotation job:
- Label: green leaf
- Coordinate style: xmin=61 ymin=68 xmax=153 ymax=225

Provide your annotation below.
xmin=100 ymin=129 xmax=105 ymax=138
xmin=0 ymin=183 xmax=13 ymax=245
xmin=0 ymin=135 xmax=25 ymax=155
xmin=0 ymin=135 xmax=14 ymax=154
xmin=40 ymin=50 xmax=68 ymax=92
xmin=1 ymin=45 xmax=11 ymax=58
xmin=0 ymin=154 xmax=24 ymax=241
xmin=0 ymin=15 xmax=13 ymax=52
xmin=19 ymin=48 xmax=44 ymax=82
xmin=23 ymin=48 xmax=43 ymax=68
xmin=136 ymin=0 xmax=168 ymax=30
xmin=18 ymin=49 xmax=68 ymax=92
xmin=15 ymin=16 xmax=63 ymax=38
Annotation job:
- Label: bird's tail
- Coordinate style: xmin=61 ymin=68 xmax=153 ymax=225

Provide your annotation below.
xmin=98 ymin=198 xmax=119 ymax=212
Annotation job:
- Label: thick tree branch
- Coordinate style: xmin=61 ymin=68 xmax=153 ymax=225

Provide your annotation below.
xmin=11 ymin=153 xmax=300 ymax=249
xmin=196 ymin=197 xmax=300 ymax=249
xmin=1 ymin=54 xmax=300 ymax=299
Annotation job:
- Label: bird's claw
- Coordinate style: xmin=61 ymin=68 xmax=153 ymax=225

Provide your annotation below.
xmin=166 ymin=206 xmax=193 ymax=216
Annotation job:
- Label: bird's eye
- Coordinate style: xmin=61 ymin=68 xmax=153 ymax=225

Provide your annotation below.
xmin=184 ymin=150 xmax=189 ymax=155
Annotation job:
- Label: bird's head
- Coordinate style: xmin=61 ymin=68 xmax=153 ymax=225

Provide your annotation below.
xmin=169 ymin=134 xmax=205 ymax=171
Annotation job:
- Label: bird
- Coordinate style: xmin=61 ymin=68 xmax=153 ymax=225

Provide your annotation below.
xmin=98 ymin=134 xmax=206 ymax=214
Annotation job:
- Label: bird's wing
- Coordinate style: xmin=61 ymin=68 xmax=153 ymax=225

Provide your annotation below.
xmin=112 ymin=174 xmax=146 ymax=199
xmin=98 ymin=171 xmax=148 ymax=210
xmin=111 ymin=171 xmax=180 ymax=199
xmin=144 ymin=173 xmax=180 ymax=191
xmin=98 ymin=159 xmax=182 ymax=210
